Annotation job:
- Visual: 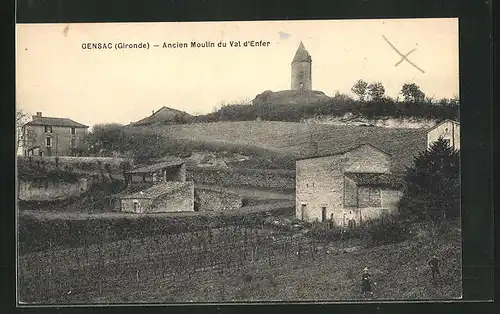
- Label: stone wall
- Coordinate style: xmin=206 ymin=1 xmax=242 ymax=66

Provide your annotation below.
xmin=380 ymin=189 xmax=403 ymax=211
xmin=195 ymin=187 xmax=242 ymax=212
xmin=120 ymin=182 xmax=194 ymax=213
xmin=347 ymin=189 xmax=402 ymax=225
xmin=343 ymin=176 xmax=358 ymax=207
xmin=187 ymin=167 xmax=295 ymax=189
xmin=342 ymin=144 xmax=392 ymax=173
xmin=18 ymin=178 xmax=89 ymax=201
xmin=121 ymin=198 xmax=152 ymax=213
xmin=291 ymin=61 xmax=312 ymax=90
xmin=152 ymin=181 xmax=194 ymax=213
xmin=296 ymin=154 xmax=344 ymax=223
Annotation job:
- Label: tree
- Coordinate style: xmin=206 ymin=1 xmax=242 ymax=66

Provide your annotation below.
xmin=367 ymin=82 xmax=385 ymax=101
xmin=398 ymin=138 xmax=460 ymax=224
xmin=120 ymin=161 xmax=132 ymax=187
xmin=16 ymin=109 xmax=30 ymax=148
xmin=351 ymin=79 xmax=368 ymax=101
xmin=401 ymin=83 xmax=425 ymax=102
xmin=104 ymin=163 xmax=113 ymax=180
xmin=84 ymin=123 xmax=126 ymax=156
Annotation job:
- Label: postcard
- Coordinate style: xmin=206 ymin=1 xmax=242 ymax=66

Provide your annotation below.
xmin=16 ymin=18 xmax=461 ymax=305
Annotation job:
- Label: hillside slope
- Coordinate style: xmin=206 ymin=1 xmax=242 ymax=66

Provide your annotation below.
xmin=143 ymin=121 xmax=426 ymax=173
xmin=184 ymin=223 xmax=462 ymax=301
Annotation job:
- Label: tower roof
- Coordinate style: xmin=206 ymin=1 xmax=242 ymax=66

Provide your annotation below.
xmin=292 ymin=41 xmax=312 ymax=63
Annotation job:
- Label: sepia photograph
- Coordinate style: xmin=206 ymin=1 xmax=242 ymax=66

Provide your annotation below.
xmin=15 ymin=18 xmax=461 ymax=304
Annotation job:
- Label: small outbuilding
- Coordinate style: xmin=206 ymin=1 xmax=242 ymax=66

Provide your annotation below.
xmin=126 ymin=158 xmax=187 ymax=185
xmin=119 ymin=181 xmax=194 ymax=213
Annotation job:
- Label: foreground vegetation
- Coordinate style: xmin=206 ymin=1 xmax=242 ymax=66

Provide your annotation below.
xmin=18 ymin=215 xmax=461 ymax=303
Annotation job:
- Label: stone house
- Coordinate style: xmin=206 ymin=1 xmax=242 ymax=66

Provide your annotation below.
xmin=125 ymin=158 xmax=187 ymax=185
xmin=22 ymin=112 xmax=89 ymax=157
xmin=119 ymin=158 xmax=194 ymax=213
xmin=119 ymin=181 xmax=194 ymax=213
xmin=295 ymin=143 xmax=404 ymax=227
xmin=427 ymin=119 xmax=460 ymax=151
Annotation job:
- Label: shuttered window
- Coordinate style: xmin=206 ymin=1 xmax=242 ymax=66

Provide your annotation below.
xmin=358 ymin=187 xmax=381 ymax=208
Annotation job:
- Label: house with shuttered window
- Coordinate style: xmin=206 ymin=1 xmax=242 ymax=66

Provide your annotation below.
xmin=22 ymin=112 xmax=89 ymax=157
xmin=295 ymin=143 xmax=404 ymax=227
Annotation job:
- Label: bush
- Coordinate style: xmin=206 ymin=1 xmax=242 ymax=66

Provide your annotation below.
xmin=308 ymin=221 xmax=344 ymax=241
xmin=362 ymin=213 xmax=409 ymax=246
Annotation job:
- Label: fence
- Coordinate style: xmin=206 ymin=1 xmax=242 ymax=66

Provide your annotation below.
xmin=18 ymin=225 xmax=344 ymax=303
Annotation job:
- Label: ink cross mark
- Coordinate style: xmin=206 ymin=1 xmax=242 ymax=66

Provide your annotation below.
xmin=382 ymin=35 xmax=425 ymax=73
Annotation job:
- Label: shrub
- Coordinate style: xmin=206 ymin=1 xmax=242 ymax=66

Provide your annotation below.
xmin=309 ymin=221 xmax=343 ymax=241
xmin=362 ymin=213 xmax=409 ymax=246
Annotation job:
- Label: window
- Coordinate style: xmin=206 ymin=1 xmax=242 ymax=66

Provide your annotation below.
xmin=133 ymin=200 xmax=140 ymax=212
xmin=45 ymin=137 xmax=52 ymax=147
xmin=358 ymin=187 xmax=381 ymax=208
xmin=71 ymin=127 xmax=76 ymax=135
xmin=44 ymin=126 xmax=52 ymax=133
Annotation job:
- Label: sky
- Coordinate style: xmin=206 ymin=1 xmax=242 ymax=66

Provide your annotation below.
xmin=16 ymin=18 xmax=459 ymax=128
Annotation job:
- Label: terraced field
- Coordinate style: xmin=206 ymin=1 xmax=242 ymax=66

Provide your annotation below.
xmin=142 ymin=121 xmax=427 ymax=173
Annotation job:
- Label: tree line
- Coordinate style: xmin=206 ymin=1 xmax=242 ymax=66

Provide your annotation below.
xmin=193 ymin=81 xmax=459 ymax=123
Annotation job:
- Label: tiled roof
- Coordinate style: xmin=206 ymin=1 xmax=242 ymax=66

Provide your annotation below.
xmin=344 ymin=172 xmax=405 ymax=189
xmin=127 ymin=159 xmax=184 ymax=174
xmin=119 ymin=182 xmax=188 ymax=199
xmin=427 ymin=119 xmax=460 ymax=132
xmin=133 ymin=106 xmax=192 ymax=126
xmin=292 ymin=42 xmax=312 ymax=63
xmin=25 ymin=117 xmax=89 ymax=128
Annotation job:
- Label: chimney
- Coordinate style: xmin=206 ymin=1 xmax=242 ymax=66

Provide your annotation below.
xmin=32 ymin=112 xmax=42 ymax=120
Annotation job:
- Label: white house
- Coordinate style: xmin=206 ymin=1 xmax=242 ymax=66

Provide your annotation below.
xmin=427 ymin=119 xmax=460 ymax=150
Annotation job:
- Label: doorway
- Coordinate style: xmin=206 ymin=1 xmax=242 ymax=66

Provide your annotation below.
xmin=301 ymin=204 xmax=306 ymax=220
xmin=321 ymin=207 xmax=327 ymax=222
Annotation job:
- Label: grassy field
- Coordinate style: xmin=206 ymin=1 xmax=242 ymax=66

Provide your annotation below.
xmin=142 ymin=121 xmax=427 ymax=173
xmin=18 ymin=219 xmax=461 ymax=303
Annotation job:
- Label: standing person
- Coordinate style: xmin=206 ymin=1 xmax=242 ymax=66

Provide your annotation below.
xmin=428 ymin=255 xmax=440 ymax=281
xmin=361 ymin=267 xmax=373 ymax=299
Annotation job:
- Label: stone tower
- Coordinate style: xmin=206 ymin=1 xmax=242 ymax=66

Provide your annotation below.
xmin=291 ymin=41 xmax=312 ymax=90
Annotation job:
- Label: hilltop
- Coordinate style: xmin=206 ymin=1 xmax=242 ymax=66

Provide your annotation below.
xmin=251 ymin=90 xmax=334 ymax=107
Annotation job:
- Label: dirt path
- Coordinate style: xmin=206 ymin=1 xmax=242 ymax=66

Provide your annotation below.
xmin=19 ymin=200 xmax=295 ymax=221
xmin=195 ymin=183 xmax=295 ymax=200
